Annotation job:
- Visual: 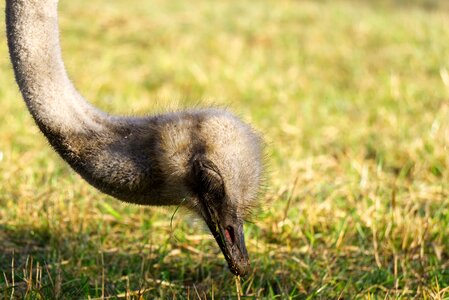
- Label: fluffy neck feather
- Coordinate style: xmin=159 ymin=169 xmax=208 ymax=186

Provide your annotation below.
xmin=5 ymin=0 xmax=191 ymax=205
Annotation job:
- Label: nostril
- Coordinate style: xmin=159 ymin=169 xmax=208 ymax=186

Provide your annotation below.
xmin=225 ymin=225 xmax=235 ymax=245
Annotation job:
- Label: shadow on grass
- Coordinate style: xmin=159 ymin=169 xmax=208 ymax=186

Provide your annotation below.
xmin=3 ymin=220 xmax=448 ymax=298
xmin=359 ymin=0 xmax=449 ymax=11
xmin=0 ymin=223 xmax=239 ymax=299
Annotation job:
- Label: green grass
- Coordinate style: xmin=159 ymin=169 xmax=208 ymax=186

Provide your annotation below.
xmin=1 ymin=0 xmax=449 ymax=298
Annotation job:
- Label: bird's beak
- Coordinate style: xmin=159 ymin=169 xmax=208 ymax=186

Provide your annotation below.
xmin=202 ymin=202 xmax=250 ymax=276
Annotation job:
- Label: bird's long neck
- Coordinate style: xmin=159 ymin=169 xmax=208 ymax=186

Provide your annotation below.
xmin=6 ymin=0 xmax=109 ymax=135
xmin=5 ymin=0 xmax=191 ymax=205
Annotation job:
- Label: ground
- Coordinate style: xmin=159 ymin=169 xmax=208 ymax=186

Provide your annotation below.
xmin=1 ymin=0 xmax=449 ymax=298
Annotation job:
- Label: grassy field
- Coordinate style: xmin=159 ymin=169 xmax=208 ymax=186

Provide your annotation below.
xmin=1 ymin=0 xmax=449 ymax=298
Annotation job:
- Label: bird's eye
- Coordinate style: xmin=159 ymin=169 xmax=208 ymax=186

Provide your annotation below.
xmin=192 ymin=156 xmax=225 ymax=199
xmin=202 ymin=173 xmax=225 ymax=200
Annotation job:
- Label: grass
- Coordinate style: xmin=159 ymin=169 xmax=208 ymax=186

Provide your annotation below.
xmin=1 ymin=0 xmax=449 ymax=298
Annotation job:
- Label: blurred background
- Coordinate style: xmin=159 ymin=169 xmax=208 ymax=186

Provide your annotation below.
xmin=1 ymin=0 xmax=449 ymax=298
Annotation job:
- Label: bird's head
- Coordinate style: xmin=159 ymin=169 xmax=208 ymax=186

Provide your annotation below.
xmin=185 ymin=113 xmax=263 ymax=277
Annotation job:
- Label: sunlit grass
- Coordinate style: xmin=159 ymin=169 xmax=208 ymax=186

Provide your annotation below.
xmin=1 ymin=0 xmax=449 ymax=298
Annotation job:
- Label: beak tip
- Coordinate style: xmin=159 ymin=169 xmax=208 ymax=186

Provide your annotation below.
xmin=229 ymin=260 xmax=251 ymax=277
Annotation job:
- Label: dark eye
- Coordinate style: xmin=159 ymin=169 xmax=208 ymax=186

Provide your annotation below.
xmin=192 ymin=156 xmax=225 ymax=199
xmin=199 ymin=166 xmax=225 ymax=199
xmin=208 ymin=180 xmax=225 ymax=199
